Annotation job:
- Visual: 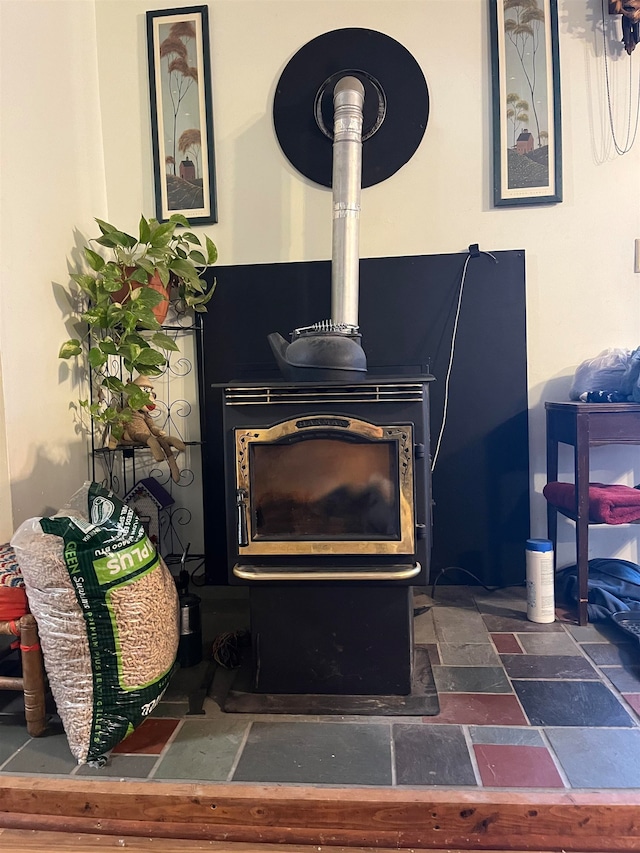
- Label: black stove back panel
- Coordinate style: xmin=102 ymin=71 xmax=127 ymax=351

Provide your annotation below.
xmin=199 ymin=250 xmax=529 ymax=587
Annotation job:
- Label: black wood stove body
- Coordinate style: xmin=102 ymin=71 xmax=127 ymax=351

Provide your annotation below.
xmin=220 ymin=374 xmax=433 ymax=696
xmin=210 ymin=45 xmax=435 ymax=701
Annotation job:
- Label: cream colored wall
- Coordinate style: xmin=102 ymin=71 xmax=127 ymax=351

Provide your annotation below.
xmin=1 ymin=0 xmax=639 ymax=568
xmin=0 ymin=357 xmax=13 ymax=542
xmin=0 ymin=0 xmax=106 ymax=526
xmin=95 ymin=0 xmax=640 ymax=566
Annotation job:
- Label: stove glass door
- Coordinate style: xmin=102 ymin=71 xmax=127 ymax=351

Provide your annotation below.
xmin=252 ymin=437 xmax=398 ymax=540
xmin=234 ymin=417 xmax=415 ymax=556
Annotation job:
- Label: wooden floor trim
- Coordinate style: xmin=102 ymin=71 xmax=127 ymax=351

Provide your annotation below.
xmin=0 ymin=829 xmax=562 ymax=853
xmin=1 ymin=776 xmax=640 ymax=851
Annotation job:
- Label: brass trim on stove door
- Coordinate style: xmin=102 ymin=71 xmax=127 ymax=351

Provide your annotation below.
xmin=234 ymin=416 xmax=415 ymax=556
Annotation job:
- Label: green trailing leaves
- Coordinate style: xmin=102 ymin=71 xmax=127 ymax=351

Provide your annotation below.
xmin=148 ymin=221 xmax=175 ymax=247
xmin=135 ymin=348 xmax=166 ymax=367
xmin=82 ymin=306 xmax=110 ymax=329
xmin=151 ymin=332 xmax=180 ymax=352
xmin=131 ymin=287 xmax=164 ymax=307
xmin=168 ymin=256 xmax=196 ymax=277
xmin=103 ymin=376 xmax=127 ymax=393
xmin=125 ymin=382 xmax=154 ymax=411
xmin=129 ymin=267 xmax=150 ymax=285
xmin=116 ymin=343 xmax=143 ymax=365
xmin=70 ymin=274 xmax=98 ymax=299
xmin=85 ymin=249 xmax=105 ymax=272
xmin=138 ymin=215 xmax=151 ymax=245
xmin=59 ymin=339 xmax=82 ymax=359
xmin=88 ymin=347 xmax=107 ymax=369
xmin=205 ymin=236 xmax=218 ymax=264
xmin=59 ymin=213 xmax=217 ymax=441
xmin=168 ymin=213 xmax=191 ymax=228
xmin=99 ymin=339 xmax=118 ymax=356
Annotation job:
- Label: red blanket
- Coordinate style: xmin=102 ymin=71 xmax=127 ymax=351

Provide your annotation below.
xmin=0 ymin=586 xmax=29 ymax=622
xmin=543 ymin=481 xmax=640 ymax=524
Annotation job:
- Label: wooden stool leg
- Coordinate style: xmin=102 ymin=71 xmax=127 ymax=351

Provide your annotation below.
xmin=575 ymin=417 xmax=590 ymax=626
xmin=546 ymin=504 xmax=558 ymax=563
xmin=546 ymin=422 xmax=559 ymax=604
xmin=18 ymin=615 xmax=48 ymax=737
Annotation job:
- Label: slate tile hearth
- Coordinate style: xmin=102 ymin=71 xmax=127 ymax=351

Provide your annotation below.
xmin=512 ymin=679 xmax=637 ymax=728
xmin=4 ymin=585 xmax=640 ymax=790
xmin=473 ymin=742 xmax=565 ymax=788
xmin=421 ymin=691 xmax=528 ymax=726
xmin=393 ymin=723 xmax=476 ymax=786
xmin=233 ymin=721 xmax=393 ymax=785
xmin=500 ymin=653 xmax=599 ymax=680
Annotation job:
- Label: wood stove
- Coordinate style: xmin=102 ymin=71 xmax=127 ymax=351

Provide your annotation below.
xmin=222 ymin=377 xmax=432 ymax=583
xmin=218 ymin=374 xmax=433 ymax=699
xmin=207 ymin=34 xmax=436 ymax=705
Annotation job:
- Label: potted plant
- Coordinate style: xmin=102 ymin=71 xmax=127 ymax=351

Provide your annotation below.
xmin=59 ymin=213 xmax=218 ymax=445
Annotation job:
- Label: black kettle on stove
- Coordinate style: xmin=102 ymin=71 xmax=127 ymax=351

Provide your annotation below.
xmin=268 ymin=321 xmax=367 ymax=382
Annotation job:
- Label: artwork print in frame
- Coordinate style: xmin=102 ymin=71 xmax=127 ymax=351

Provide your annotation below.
xmin=146 ymin=5 xmax=217 ymax=223
xmin=490 ymin=0 xmax=562 ymax=206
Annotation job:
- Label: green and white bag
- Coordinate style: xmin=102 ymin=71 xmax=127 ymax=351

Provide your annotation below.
xmin=11 ymin=482 xmax=179 ymax=764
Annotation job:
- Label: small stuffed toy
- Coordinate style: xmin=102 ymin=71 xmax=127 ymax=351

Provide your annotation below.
xmin=113 ymin=376 xmax=186 ymax=483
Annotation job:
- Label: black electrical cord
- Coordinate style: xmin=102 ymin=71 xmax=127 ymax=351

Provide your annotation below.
xmin=211 ymin=630 xmax=249 ymax=669
xmin=431 ymin=246 xmax=498 ymax=474
xmin=164 ymin=552 xmax=207 ymax=586
xmin=430 ymin=565 xmax=525 ymax=600
xmin=188 ymin=559 xmax=207 ymax=586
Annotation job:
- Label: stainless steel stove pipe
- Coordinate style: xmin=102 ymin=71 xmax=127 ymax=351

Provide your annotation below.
xmin=331 ymin=76 xmax=365 ymax=328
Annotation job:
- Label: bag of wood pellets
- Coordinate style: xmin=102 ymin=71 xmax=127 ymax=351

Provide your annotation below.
xmin=11 ymin=481 xmax=179 ymax=764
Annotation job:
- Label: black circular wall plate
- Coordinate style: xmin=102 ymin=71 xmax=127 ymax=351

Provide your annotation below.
xmin=273 ymin=28 xmax=430 ymax=188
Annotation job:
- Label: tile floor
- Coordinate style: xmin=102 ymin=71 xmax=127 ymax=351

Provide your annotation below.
xmin=3 ymin=584 xmax=640 ymax=790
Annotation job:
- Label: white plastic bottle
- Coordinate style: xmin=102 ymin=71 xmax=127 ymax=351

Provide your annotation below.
xmin=525 ymin=538 xmax=555 ymax=623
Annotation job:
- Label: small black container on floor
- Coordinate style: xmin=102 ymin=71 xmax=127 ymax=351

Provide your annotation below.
xmin=177 ymin=592 xmax=202 ymax=668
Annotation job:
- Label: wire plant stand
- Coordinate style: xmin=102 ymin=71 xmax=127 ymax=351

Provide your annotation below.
xmin=91 ymin=299 xmax=207 ymax=584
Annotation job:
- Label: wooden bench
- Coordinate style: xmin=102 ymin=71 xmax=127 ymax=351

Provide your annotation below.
xmin=0 ymin=613 xmax=48 ymax=737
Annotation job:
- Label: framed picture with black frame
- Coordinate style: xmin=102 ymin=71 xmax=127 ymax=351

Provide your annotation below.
xmin=489 ymin=0 xmax=562 ymax=206
xmin=146 ymin=5 xmax=218 ymax=223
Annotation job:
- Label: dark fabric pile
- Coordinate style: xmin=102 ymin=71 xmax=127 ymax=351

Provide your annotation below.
xmin=556 ymin=558 xmax=640 ymax=622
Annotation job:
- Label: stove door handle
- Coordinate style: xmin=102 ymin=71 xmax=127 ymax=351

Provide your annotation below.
xmin=236 ymin=489 xmax=249 ymax=547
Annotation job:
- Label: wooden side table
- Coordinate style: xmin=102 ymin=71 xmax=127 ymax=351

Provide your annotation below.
xmin=545 ymin=401 xmax=640 ymax=625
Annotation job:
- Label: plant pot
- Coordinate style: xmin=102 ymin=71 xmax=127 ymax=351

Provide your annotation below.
xmin=111 ymin=269 xmax=170 ymax=325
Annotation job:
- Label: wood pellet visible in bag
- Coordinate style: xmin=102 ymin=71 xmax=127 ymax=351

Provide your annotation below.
xmin=11 ymin=482 xmax=179 ymax=764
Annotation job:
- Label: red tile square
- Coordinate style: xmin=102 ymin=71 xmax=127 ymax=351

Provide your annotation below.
xmin=473 ymin=743 xmax=565 ymax=788
xmin=623 ymin=694 xmax=640 ymax=716
xmin=491 ymin=633 xmax=523 ymax=654
xmin=111 ymin=717 xmax=180 ymax=755
xmin=421 ymin=693 xmax=528 ymax=725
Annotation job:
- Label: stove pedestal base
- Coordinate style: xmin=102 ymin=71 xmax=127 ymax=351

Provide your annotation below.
xmin=250 ymin=585 xmax=413 ymax=695
xmin=221 ymin=644 xmax=439 ymax=716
